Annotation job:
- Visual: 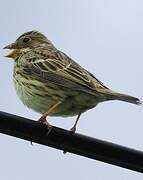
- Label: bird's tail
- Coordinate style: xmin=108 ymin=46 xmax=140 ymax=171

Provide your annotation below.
xmin=97 ymin=89 xmax=142 ymax=105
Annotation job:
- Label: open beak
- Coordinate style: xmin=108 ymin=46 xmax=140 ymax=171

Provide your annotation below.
xmin=3 ymin=42 xmax=18 ymax=58
xmin=3 ymin=42 xmax=17 ymax=49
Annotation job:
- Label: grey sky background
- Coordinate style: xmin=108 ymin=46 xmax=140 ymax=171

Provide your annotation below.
xmin=0 ymin=0 xmax=143 ymax=179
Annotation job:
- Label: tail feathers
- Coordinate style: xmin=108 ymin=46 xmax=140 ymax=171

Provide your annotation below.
xmin=112 ymin=92 xmax=142 ymax=105
xmin=97 ymin=89 xmax=143 ymax=105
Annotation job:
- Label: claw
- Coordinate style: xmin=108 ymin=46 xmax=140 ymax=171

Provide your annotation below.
xmin=70 ymin=126 xmax=76 ymax=134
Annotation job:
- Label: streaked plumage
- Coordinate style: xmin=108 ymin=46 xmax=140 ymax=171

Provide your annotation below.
xmin=4 ymin=31 xmax=142 ymax=130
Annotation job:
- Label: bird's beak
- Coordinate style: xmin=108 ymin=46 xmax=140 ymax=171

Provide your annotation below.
xmin=3 ymin=42 xmax=18 ymax=58
xmin=3 ymin=42 xmax=17 ymax=49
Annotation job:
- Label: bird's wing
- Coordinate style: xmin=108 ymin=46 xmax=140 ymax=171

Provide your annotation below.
xmin=22 ymin=49 xmax=108 ymax=94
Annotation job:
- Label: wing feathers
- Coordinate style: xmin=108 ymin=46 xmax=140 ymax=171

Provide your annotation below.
xmin=21 ymin=49 xmax=108 ymax=94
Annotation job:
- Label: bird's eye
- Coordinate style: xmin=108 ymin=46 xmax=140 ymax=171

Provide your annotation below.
xmin=23 ymin=37 xmax=31 ymax=43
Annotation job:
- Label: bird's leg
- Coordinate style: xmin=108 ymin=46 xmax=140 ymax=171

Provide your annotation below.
xmin=63 ymin=113 xmax=82 ymax=154
xmin=38 ymin=101 xmax=61 ymax=129
xmin=31 ymin=101 xmax=61 ymax=145
xmin=70 ymin=113 xmax=81 ymax=134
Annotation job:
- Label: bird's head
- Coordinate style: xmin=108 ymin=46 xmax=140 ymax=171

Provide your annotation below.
xmin=4 ymin=31 xmax=53 ymax=59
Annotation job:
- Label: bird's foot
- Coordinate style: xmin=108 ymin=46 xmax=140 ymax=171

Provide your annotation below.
xmin=70 ymin=126 xmax=76 ymax=134
xmin=38 ymin=116 xmax=53 ymax=135
xmin=38 ymin=115 xmax=46 ymax=123
xmin=30 ymin=116 xmax=52 ymax=145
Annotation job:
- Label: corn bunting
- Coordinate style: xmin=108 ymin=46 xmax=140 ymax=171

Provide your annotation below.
xmin=4 ymin=31 xmax=142 ymax=132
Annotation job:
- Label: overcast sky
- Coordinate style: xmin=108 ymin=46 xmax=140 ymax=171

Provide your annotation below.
xmin=0 ymin=0 xmax=143 ymax=179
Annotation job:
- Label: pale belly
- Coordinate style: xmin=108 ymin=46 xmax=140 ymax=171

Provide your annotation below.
xmin=14 ymin=75 xmax=99 ymax=117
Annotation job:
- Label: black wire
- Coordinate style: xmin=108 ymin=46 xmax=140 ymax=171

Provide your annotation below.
xmin=0 ymin=111 xmax=143 ymax=173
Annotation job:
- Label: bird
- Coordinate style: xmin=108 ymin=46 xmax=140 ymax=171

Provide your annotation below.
xmin=4 ymin=30 xmax=142 ymax=133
